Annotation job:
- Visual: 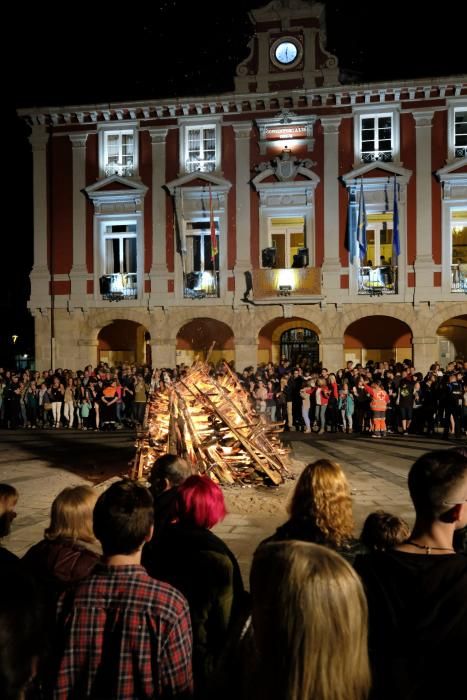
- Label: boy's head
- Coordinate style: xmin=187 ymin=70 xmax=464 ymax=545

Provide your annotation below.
xmin=93 ymin=480 xmax=154 ymax=556
xmin=360 ymin=510 xmax=410 ymax=551
xmin=408 ymin=450 xmax=467 ymax=523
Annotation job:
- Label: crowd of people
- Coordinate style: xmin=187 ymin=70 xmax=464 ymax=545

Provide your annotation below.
xmin=1 ymin=447 xmax=466 ymax=699
xmin=1 ymin=357 xmax=466 ymax=439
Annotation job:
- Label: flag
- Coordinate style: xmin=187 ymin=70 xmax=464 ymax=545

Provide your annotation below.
xmin=345 ymin=188 xmax=358 ymax=262
xmin=357 ymin=178 xmax=367 ymax=259
xmin=392 ymin=175 xmax=400 ymax=258
xmin=209 ymin=184 xmax=218 ymax=261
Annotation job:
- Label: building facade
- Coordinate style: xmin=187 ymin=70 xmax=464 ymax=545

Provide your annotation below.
xmin=19 ymin=0 xmax=467 ymax=372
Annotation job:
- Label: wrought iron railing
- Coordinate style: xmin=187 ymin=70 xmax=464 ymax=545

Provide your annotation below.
xmin=451 ymin=264 xmax=467 ymax=293
xmin=99 ymin=273 xmax=138 ymax=301
xmin=455 ymin=145 xmax=467 ymax=158
xmin=184 ymin=271 xmax=220 ymax=299
xmin=104 ymin=162 xmax=134 ymax=177
xmin=361 ymin=150 xmax=393 ymax=163
xmin=358 ymin=266 xmax=398 ymax=295
xmin=185 ymin=159 xmax=216 ymax=173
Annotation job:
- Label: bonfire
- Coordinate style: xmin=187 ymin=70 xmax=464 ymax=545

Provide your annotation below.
xmin=131 ymin=360 xmax=290 ymax=486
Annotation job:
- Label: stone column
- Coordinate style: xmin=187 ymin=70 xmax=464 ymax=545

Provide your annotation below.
xmin=320 ymin=117 xmax=342 ymax=293
xmin=413 ymin=111 xmax=435 ymax=301
xmin=151 ymin=339 xmax=176 ymax=369
xmin=69 ymin=133 xmax=89 ymax=308
xmin=148 ymin=128 xmax=170 ymax=304
xmin=232 ymin=122 xmax=253 ymax=306
xmin=235 ymin=337 xmax=258 ymax=372
xmin=412 ymin=335 xmax=438 ymax=375
xmin=29 ymin=125 xmax=50 ymax=309
xmin=319 ymin=336 xmax=344 ymax=371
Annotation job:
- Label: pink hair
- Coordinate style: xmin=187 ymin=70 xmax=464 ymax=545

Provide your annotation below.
xmin=177 ymin=475 xmax=226 ymax=529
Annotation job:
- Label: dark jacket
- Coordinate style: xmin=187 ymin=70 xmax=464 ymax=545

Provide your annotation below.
xmin=260 ymin=516 xmax=366 ymax=564
xmin=22 ymin=537 xmax=100 ymax=605
xmin=143 ymin=523 xmax=246 ymax=696
xmin=354 ymin=549 xmax=467 ymax=700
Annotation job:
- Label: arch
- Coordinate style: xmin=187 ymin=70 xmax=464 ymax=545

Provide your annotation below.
xmin=258 ymin=317 xmax=321 ymax=366
xmin=98 ymin=320 xmax=151 ymax=367
xmin=436 ymin=314 xmax=467 ymax=363
xmin=344 ymin=315 xmax=413 ymax=365
xmin=176 ymin=317 xmax=235 ymax=365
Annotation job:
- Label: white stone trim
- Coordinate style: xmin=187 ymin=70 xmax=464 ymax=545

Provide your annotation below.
xmin=352 ymin=104 xmax=401 ymax=167
xmin=177 ymin=115 xmax=223 ymax=176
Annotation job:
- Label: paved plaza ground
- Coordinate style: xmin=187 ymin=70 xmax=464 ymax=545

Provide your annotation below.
xmin=0 ymin=428 xmax=461 ymax=585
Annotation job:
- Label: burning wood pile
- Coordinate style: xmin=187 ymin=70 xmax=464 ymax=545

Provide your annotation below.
xmin=131 ymin=361 xmax=290 ymax=486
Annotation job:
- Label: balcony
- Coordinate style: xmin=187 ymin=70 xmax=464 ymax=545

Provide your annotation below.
xmin=185 ymin=158 xmax=216 ymax=173
xmin=361 ymin=150 xmax=393 ymax=163
xmin=358 ymin=266 xmax=398 ymax=296
xmin=99 ymin=273 xmax=138 ymax=301
xmin=184 ymin=271 xmax=220 ymax=299
xmin=451 ymin=264 xmax=467 ymax=293
xmin=104 ymin=161 xmax=134 ymax=177
xmin=250 ymin=268 xmax=321 ymax=302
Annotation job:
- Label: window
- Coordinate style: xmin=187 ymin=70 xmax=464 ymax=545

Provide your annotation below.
xmin=451 ymin=209 xmax=467 ymax=293
xmin=454 ymin=109 xmax=467 ymax=158
xmin=360 ymin=115 xmax=393 ymax=162
xmin=179 ymin=117 xmax=221 ymax=174
xmin=358 ymin=215 xmax=398 ymax=295
xmin=353 ymin=107 xmax=400 ymax=165
xmin=103 ymin=131 xmax=134 ymax=176
xmin=186 ymin=125 xmax=216 ymax=173
xmin=98 ymin=125 xmax=138 ymax=178
xmin=447 ymin=101 xmax=467 ymax=161
xmin=184 ymin=221 xmax=219 ymax=298
xmin=100 ymin=222 xmax=138 ymax=300
xmin=270 ymin=217 xmax=305 ymax=268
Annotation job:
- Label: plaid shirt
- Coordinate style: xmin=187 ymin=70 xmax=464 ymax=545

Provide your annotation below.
xmin=53 ymin=564 xmax=193 ymax=699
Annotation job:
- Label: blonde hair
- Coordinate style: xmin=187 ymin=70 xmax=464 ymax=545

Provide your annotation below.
xmin=289 ymin=459 xmax=355 ymax=546
xmin=45 ymin=485 xmax=98 ymax=543
xmin=251 ymin=541 xmax=370 ymax=700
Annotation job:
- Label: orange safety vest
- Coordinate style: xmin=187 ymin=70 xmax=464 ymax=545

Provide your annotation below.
xmin=364 ymin=385 xmax=389 ymax=412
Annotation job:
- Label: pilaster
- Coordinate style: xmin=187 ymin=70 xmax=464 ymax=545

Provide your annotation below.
xmin=148 ymin=128 xmax=170 ymax=304
xmin=29 ymin=125 xmax=50 ymax=308
xmin=413 ymin=111 xmax=435 ymax=300
xmin=69 ymin=133 xmax=89 ymax=308
xmin=320 ymin=117 xmax=342 ymax=292
xmin=232 ymin=122 xmax=253 ymax=306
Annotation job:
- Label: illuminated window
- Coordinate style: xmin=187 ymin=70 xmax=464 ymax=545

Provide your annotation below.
xmin=270 ymin=217 xmax=305 ymax=268
xmin=353 ymin=107 xmax=400 ymax=165
xmin=179 ymin=118 xmax=221 ymax=174
xmin=454 ymin=109 xmax=467 ymax=158
xmin=98 ymin=125 xmax=138 ymax=177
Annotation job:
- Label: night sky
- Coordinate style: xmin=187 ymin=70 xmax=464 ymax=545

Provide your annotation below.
xmin=4 ymin=0 xmax=467 ymax=364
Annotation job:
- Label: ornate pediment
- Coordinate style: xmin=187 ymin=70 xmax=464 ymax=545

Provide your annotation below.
xmin=165 ymin=171 xmax=232 ymax=196
xmin=84 ymin=175 xmax=148 ymax=214
xmin=342 ymin=161 xmax=412 ymax=188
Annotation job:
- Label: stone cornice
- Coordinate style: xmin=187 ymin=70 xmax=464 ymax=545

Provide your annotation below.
xmin=17 ymin=76 xmax=467 ymax=126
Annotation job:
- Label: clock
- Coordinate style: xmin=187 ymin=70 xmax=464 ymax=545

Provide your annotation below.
xmin=270 ymin=36 xmax=303 ymax=69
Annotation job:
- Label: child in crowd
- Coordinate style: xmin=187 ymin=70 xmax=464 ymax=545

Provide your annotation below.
xmin=80 ymin=397 xmax=91 ymax=430
xmin=360 ymin=510 xmax=410 ymax=551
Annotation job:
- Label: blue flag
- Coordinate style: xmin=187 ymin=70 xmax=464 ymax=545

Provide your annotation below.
xmin=345 ymin=188 xmax=358 ymax=262
xmin=357 ymin=179 xmax=367 ymax=258
xmin=392 ymin=175 xmax=400 ymax=258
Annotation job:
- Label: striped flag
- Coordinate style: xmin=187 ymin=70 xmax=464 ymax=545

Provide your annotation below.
xmin=357 ymin=178 xmax=367 ymax=258
xmin=209 ymin=184 xmax=218 ymax=260
xmin=392 ymin=175 xmax=400 ymax=258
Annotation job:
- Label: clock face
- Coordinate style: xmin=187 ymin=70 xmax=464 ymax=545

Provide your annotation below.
xmin=275 ymin=41 xmax=298 ymax=65
xmin=270 ymin=37 xmax=302 ymax=69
